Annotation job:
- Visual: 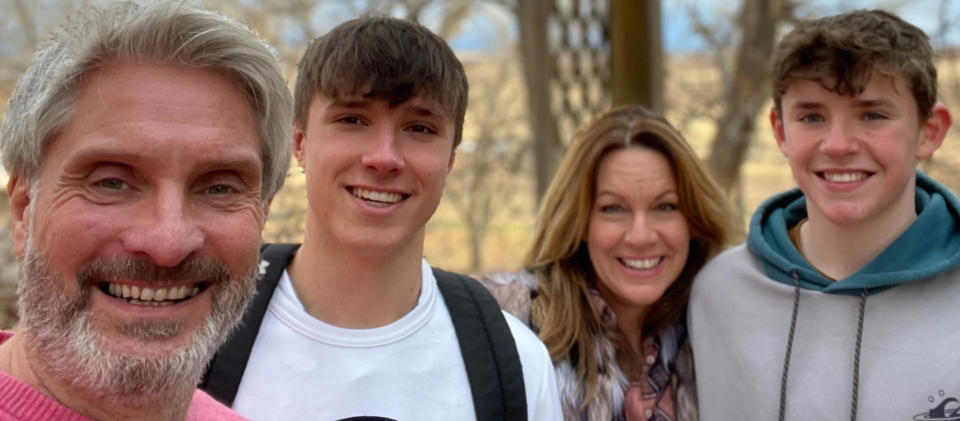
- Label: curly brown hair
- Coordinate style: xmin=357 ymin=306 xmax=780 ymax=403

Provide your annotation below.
xmin=772 ymin=9 xmax=938 ymax=120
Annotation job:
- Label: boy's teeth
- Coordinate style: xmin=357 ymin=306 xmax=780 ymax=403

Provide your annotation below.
xmin=105 ymin=283 xmax=201 ymax=303
xmin=823 ymin=172 xmax=866 ymax=183
xmin=622 ymin=257 xmax=661 ymax=270
xmin=352 ymin=188 xmax=402 ymax=204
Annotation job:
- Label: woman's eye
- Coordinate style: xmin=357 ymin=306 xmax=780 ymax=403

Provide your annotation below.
xmin=600 ymin=204 xmax=624 ymax=213
xmin=656 ymin=202 xmax=678 ymax=212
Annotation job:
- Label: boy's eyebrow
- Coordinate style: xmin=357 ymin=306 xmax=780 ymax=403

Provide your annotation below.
xmin=853 ymin=98 xmax=895 ymax=108
xmin=330 ymin=98 xmax=371 ymax=108
xmin=407 ymin=104 xmax=442 ymax=118
xmin=789 ymin=101 xmax=824 ymax=110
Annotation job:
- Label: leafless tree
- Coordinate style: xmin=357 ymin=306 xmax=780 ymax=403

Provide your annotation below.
xmin=444 ymin=55 xmax=530 ymax=273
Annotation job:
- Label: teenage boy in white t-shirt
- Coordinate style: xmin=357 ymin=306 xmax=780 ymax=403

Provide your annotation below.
xmin=202 ymin=16 xmax=561 ymax=421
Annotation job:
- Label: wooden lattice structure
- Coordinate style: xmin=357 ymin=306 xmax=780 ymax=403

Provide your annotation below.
xmin=548 ymin=0 xmax=612 ymax=143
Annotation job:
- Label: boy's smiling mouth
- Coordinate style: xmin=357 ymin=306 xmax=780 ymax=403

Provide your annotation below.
xmin=349 ymin=186 xmax=408 ymax=206
xmin=819 ymin=170 xmax=871 ymax=183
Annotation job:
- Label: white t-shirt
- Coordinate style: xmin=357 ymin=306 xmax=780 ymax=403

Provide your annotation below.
xmin=232 ymin=259 xmax=561 ymax=420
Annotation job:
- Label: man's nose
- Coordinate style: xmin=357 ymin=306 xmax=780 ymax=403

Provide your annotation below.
xmin=121 ymin=189 xmax=204 ymax=267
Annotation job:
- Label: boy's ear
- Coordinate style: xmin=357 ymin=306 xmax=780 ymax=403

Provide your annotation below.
xmin=770 ymin=107 xmax=788 ymax=156
xmin=916 ymin=102 xmax=952 ymax=160
xmin=446 ymin=148 xmax=456 ymax=174
xmin=292 ymin=123 xmax=306 ymax=168
xmin=8 ymin=175 xmax=31 ymax=259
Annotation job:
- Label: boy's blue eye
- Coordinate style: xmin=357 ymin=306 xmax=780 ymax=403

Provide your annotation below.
xmin=799 ymin=114 xmax=824 ymax=123
xmin=337 ymin=116 xmax=362 ymax=125
xmin=408 ymin=124 xmax=436 ymax=134
xmin=862 ymin=112 xmax=887 ymax=121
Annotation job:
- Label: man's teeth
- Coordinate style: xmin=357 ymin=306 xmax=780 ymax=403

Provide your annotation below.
xmin=823 ymin=172 xmax=866 ymax=183
xmin=352 ymin=188 xmax=402 ymax=204
xmin=106 ymin=283 xmax=200 ymax=302
xmin=621 ymin=257 xmax=661 ymax=270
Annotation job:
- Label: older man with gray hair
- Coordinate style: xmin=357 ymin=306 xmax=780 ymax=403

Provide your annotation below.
xmin=0 ymin=2 xmax=292 ymax=420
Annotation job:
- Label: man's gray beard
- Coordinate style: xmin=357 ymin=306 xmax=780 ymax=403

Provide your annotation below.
xmin=15 ymin=246 xmax=257 ymax=406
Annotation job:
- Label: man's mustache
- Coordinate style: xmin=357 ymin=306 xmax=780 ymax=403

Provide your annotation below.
xmin=76 ymin=256 xmax=231 ymax=286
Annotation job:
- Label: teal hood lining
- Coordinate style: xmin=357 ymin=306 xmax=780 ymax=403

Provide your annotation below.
xmin=746 ymin=170 xmax=960 ymax=294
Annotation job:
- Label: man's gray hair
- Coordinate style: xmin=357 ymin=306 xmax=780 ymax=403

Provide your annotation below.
xmin=0 ymin=2 xmax=293 ymax=200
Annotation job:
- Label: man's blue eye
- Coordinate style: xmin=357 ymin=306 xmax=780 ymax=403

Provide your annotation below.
xmin=96 ymin=178 xmax=127 ymax=190
xmin=207 ymin=185 xmax=234 ymax=195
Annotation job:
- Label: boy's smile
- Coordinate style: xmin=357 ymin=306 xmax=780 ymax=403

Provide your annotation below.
xmin=771 ymin=74 xmax=948 ymax=228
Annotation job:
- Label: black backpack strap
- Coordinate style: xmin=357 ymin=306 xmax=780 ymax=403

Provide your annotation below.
xmin=200 ymin=243 xmax=301 ymax=406
xmin=433 ymin=268 xmax=528 ymax=421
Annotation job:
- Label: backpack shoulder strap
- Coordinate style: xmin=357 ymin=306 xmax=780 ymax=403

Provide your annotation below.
xmin=433 ymin=268 xmax=528 ymax=421
xmin=200 ymin=243 xmax=301 ymax=406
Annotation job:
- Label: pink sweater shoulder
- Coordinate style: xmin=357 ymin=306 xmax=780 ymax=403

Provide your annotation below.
xmin=186 ymin=390 xmax=248 ymax=421
xmin=1 ymin=331 xmax=246 ymax=421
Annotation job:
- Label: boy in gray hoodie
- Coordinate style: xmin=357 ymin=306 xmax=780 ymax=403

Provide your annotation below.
xmin=689 ymin=9 xmax=958 ymax=421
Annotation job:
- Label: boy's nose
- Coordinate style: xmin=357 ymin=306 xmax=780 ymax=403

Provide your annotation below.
xmin=820 ymin=121 xmax=860 ymax=156
xmin=361 ymin=128 xmax=405 ymax=175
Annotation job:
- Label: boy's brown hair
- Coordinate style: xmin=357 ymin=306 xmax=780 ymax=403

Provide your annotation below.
xmin=294 ymin=16 xmax=469 ymax=147
xmin=772 ymin=10 xmax=937 ymax=120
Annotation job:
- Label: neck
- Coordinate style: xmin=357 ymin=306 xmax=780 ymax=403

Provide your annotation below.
xmin=801 ymin=197 xmax=917 ymax=280
xmin=606 ymin=301 xmax=648 ymax=354
xmin=289 ymin=225 xmax=424 ymax=329
xmin=0 ymin=332 xmax=193 ymax=421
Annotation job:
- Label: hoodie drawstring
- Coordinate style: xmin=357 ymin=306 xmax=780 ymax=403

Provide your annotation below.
xmin=777 ymin=272 xmax=802 ymax=421
xmin=850 ymin=288 xmax=867 ymax=420
xmin=778 ymin=271 xmax=868 ymax=421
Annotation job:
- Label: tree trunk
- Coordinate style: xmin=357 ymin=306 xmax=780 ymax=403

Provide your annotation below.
xmin=611 ymin=0 xmax=662 ymax=112
xmin=517 ymin=0 xmax=564 ymax=205
xmin=706 ymin=0 xmax=788 ymax=193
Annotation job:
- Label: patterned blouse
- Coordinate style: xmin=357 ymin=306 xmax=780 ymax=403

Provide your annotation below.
xmin=588 ymin=289 xmax=678 ymax=421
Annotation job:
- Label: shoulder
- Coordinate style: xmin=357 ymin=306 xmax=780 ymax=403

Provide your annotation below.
xmin=502 ymin=310 xmax=546 ymax=361
xmin=475 ymin=271 xmax=537 ymax=325
xmin=188 ymin=390 xmax=248 ymax=421
xmin=502 ymin=311 xmax=563 ymax=419
xmin=692 ymin=244 xmax=762 ymax=290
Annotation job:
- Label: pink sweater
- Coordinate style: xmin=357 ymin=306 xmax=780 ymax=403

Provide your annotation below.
xmin=0 ymin=331 xmax=246 ymax=420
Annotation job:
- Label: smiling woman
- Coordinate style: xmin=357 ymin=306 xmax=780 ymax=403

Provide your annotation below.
xmin=480 ymin=105 xmax=737 ymax=421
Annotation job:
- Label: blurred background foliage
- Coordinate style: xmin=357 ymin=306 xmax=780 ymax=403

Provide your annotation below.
xmin=2 ymin=0 xmax=959 ymax=328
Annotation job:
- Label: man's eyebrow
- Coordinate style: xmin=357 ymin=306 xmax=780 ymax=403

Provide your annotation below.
xmin=71 ymin=146 xmax=262 ymax=172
